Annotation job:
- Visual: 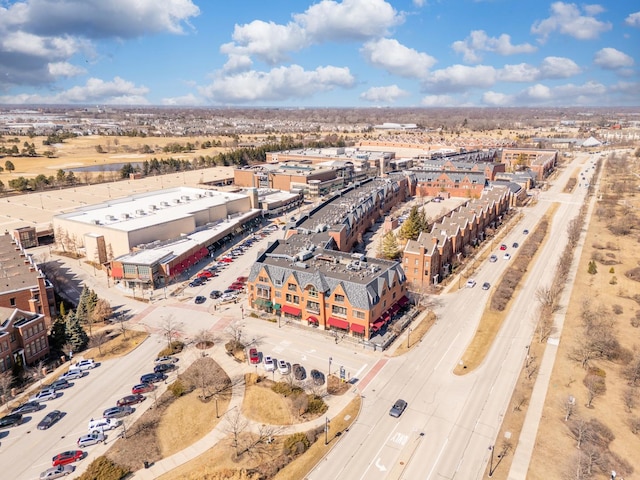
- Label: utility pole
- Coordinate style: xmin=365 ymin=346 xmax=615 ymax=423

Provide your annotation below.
xmin=324 ymin=417 xmax=330 ymax=445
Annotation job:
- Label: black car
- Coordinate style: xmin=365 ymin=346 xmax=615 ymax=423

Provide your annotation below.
xmin=0 ymin=413 xmax=23 ymax=429
xmin=188 ymin=278 xmax=205 ymax=288
xmin=154 ymin=363 xmax=176 ymax=374
xmin=512 ymin=242 xmax=519 ymax=248
xmin=292 ymin=363 xmax=306 ymax=381
xmin=194 ymin=295 xmax=206 ymax=304
xmin=140 ymin=372 xmax=167 ymax=384
xmin=11 ymin=401 xmax=42 ymax=414
xmin=38 ymin=410 xmax=63 ymax=430
xmin=310 ymin=369 xmax=325 ymax=386
xmin=209 ymin=290 xmax=222 ymax=299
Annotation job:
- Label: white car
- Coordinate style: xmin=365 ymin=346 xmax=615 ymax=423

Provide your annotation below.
xmin=503 ymin=253 xmax=511 ymax=260
xmin=71 ymin=359 xmax=96 ymax=371
xmin=277 ymin=359 xmax=290 ymax=375
xmin=60 ymin=369 xmax=85 ymax=381
xmin=263 ymin=355 xmax=275 ymax=372
xmin=466 ymin=279 xmax=476 ymax=288
xmin=154 ymin=356 xmax=178 ymax=365
xmin=29 ymin=388 xmax=58 ymax=402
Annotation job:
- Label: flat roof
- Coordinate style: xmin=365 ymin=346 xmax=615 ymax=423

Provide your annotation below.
xmin=56 ymin=187 xmax=248 ymax=232
xmin=0 ymin=234 xmax=41 ymax=293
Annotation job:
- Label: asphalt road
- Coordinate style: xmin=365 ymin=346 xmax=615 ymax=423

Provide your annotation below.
xmin=309 ymin=152 xmax=599 ymax=480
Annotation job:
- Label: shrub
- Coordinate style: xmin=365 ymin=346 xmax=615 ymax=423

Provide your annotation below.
xmin=612 ymin=304 xmax=623 ymax=314
xmin=271 ymin=382 xmax=303 ymax=397
xmin=283 ymin=432 xmax=311 ymax=455
xmin=158 ymin=341 xmax=183 ymax=357
xmin=77 ymin=456 xmax=129 ymax=480
xmin=631 ymin=417 xmax=640 ymax=435
xmin=588 ymin=260 xmax=598 ymax=275
xmin=168 ymin=379 xmax=187 ymax=397
xmin=306 ymin=395 xmax=328 ymax=415
xmin=610 ymin=276 xmax=618 ymax=285
xmin=609 ymin=267 xmax=615 ymax=274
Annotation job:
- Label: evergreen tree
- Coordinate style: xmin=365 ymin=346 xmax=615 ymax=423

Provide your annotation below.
xmin=417 ymin=208 xmax=428 ymax=233
xmin=59 ymin=301 xmax=66 ymax=318
xmin=378 ymin=231 xmax=401 ymax=260
xmin=399 ymin=206 xmax=422 ymax=241
xmin=65 ymin=310 xmax=89 ymax=352
xmin=48 ymin=317 xmax=67 ymax=352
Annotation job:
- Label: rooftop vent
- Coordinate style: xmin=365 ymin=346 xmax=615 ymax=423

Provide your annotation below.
xmin=172 ymin=199 xmax=181 ymax=204
xmin=160 ymin=201 xmax=169 ymax=207
xmin=92 ymin=219 xmax=101 ymax=225
xmin=121 ymin=213 xmax=130 ymax=220
xmin=135 ymin=209 xmax=145 ymax=216
xmin=181 ymin=195 xmax=190 ymax=202
xmin=105 ymin=215 xmax=116 ymax=221
xmin=149 ymin=204 xmax=157 ymax=211
xmin=293 ymin=262 xmax=308 ymax=269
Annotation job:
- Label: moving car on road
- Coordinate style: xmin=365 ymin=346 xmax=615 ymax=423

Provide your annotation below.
xmin=482 ymin=282 xmax=491 ymax=290
xmin=504 ymin=253 xmax=511 ymax=260
xmin=38 ymin=410 xmax=63 ymax=430
xmin=389 ymin=399 xmax=407 ymax=418
xmin=499 ymin=244 xmax=507 ymax=250
xmin=466 ymin=279 xmax=476 ymax=288
xmin=489 ymin=254 xmax=498 ymax=263
xmin=52 ymin=450 xmax=84 ymax=466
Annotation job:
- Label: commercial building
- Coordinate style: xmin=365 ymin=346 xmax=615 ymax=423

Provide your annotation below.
xmin=247 ymin=236 xmax=408 ymax=339
xmin=0 ymin=307 xmax=49 ymax=370
xmin=0 ymin=232 xmax=56 ymax=327
xmin=500 ymin=148 xmax=558 ymax=180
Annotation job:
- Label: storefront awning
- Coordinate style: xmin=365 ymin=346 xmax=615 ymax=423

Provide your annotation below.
xmin=307 ymin=316 xmax=319 ymax=324
xmin=264 ymin=301 xmax=273 ymax=308
xmin=328 ymin=317 xmax=349 ymax=330
xmin=397 ymin=295 xmax=410 ymax=307
xmin=273 ymin=303 xmax=281 ymax=310
xmin=281 ymin=305 xmax=302 ymax=316
xmin=254 ymin=298 xmax=267 ymax=307
xmin=351 ymin=323 xmax=365 ymax=334
xmin=371 ymin=318 xmax=385 ymax=331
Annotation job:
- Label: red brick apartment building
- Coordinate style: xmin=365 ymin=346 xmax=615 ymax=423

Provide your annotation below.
xmin=0 ymin=232 xmax=56 ymax=327
xmin=403 ymin=185 xmax=511 ymax=290
xmin=500 ymin=148 xmax=557 ymax=180
xmin=0 ymin=307 xmax=49 ymax=370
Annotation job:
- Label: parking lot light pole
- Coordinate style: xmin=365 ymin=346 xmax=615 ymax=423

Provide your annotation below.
xmin=324 ymin=417 xmax=330 ymax=445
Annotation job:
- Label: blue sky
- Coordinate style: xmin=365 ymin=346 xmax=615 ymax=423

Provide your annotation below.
xmin=0 ymin=0 xmax=638 ymax=107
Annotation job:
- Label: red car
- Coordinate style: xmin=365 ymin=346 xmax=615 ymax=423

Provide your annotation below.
xmin=117 ymin=394 xmax=145 ymax=406
xmin=220 ymin=257 xmax=233 ymax=263
xmin=236 ymin=276 xmax=248 ymax=283
xmin=52 ymin=450 xmax=84 ymax=466
xmin=249 ymin=348 xmax=260 ymax=364
xmin=499 ymin=244 xmax=507 ymax=251
xmin=197 ymin=271 xmax=213 ymax=278
xmin=131 ymin=383 xmax=156 ymax=394
xmin=228 ymin=284 xmax=244 ymax=291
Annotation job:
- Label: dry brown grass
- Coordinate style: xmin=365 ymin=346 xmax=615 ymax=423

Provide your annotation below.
xmin=83 ymin=329 xmax=148 ymax=361
xmin=392 ymin=311 xmax=437 ymax=356
xmin=242 ymin=380 xmax=295 ymax=425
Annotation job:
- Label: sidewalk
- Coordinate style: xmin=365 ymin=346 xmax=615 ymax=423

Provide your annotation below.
xmin=132 ymin=339 xmax=357 ymax=479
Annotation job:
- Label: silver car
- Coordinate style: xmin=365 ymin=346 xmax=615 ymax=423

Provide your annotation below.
xmin=39 ymin=464 xmax=75 ymax=479
xmin=389 ymin=399 xmax=407 ymax=418
xmin=103 ymin=405 xmax=134 ymax=419
xmin=77 ymin=432 xmax=105 ymax=448
xmin=29 ymin=388 xmax=58 ymax=402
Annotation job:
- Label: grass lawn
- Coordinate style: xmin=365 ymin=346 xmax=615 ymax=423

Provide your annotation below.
xmin=82 ymin=329 xmax=148 ymax=361
xmin=242 ymin=379 xmax=296 ymax=425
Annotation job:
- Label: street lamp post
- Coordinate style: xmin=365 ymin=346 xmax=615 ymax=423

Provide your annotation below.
xmin=407 ymin=327 xmax=412 ymax=348
xmin=328 ymin=357 xmax=332 ymax=376
xmin=215 ymin=397 xmax=219 ymax=418
xmin=488 ymin=445 xmax=495 ymax=477
xmin=324 ymin=417 xmax=330 ymax=445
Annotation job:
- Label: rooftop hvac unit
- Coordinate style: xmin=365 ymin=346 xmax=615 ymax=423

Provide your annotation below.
xmin=121 ymin=213 xmax=130 ymax=220
xmin=136 ymin=209 xmax=145 ymax=216
xmin=160 ymin=201 xmax=169 ymax=207
xmin=181 ymin=195 xmax=190 ymax=201
xmin=172 ymin=199 xmax=181 ymax=204
xmin=206 ymin=191 xmax=214 ymax=196
xmin=195 ymin=193 xmax=203 ymax=199
xmin=105 ymin=215 xmax=116 ymax=221
xmin=149 ymin=204 xmax=157 ymax=211
xmin=92 ymin=219 xmax=100 ymax=225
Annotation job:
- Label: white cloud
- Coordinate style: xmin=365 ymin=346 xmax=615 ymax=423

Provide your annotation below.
xmin=594 ymin=48 xmax=634 ymax=69
xmin=361 ymin=38 xmax=436 ymax=78
xmin=294 ymin=0 xmax=403 ymax=42
xmin=424 ymin=64 xmax=496 ymax=93
xmin=538 ymin=56 xmax=581 ymax=78
xmin=515 ymin=81 xmax=607 ymax=105
xmin=500 ymin=63 xmax=540 ymax=82
xmin=482 ymin=91 xmax=513 ymax=106
xmin=413 ymin=0 xmax=426 ymax=6
xmin=421 ymin=95 xmax=458 ymax=107
xmin=625 ymin=12 xmax=640 ymax=28
xmin=1 ymin=31 xmax=83 ymax=58
xmin=360 ymin=85 xmax=409 ymax=103
xmin=161 ymin=93 xmax=203 ymax=106
xmin=220 ymin=21 xmax=307 ymax=65
xmin=452 ymin=30 xmax=536 ymax=63
xmin=0 ymin=76 xmax=149 ymax=104
xmin=531 ymin=2 xmax=611 ymax=42
xmin=48 ymin=62 xmax=86 ymax=77
xmin=198 ymin=65 xmax=355 ymax=103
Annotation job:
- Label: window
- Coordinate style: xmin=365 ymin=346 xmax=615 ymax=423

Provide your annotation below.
xmin=9 ymin=297 xmax=16 ymax=306
xmin=393 ymin=292 xmax=397 ymax=299
xmin=285 ymin=294 xmax=293 ymax=303
xmin=308 ymin=287 xmax=318 ymax=298
xmin=354 ymin=310 xmax=365 ymax=320
xmin=274 ymin=291 xmax=281 ymax=298
xmin=415 ymin=259 xmax=419 ymax=265
xmin=259 ymin=276 xmax=268 ymax=283
xmin=306 ymin=301 xmax=320 ymax=313
xmin=334 ymin=294 xmax=345 ymax=303
xmin=124 ymin=264 xmax=137 ymax=275
xmin=287 ymin=283 xmax=297 ymax=292
xmin=10 ymin=333 xmax=16 ymax=343
xmin=332 ymin=305 xmax=347 ymax=316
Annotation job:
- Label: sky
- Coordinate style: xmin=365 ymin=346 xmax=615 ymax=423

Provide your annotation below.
xmin=0 ymin=0 xmax=638 ymax=107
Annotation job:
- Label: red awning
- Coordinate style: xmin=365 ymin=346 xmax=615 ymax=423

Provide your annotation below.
xmin=351 ymin=323 xmax=365 ymax=334
xmin=371 ymin=318 xmax=385 ymax=331
xmin=398 ymin=295 xmax=409 ymax=307
xmin=199 ymin=247 xmax=209 ymax=257
xmin=281 ymin=305 xmax=302 ymax=316
xmin=307 ymin=316 xmax=319 ymax=324
xmin=389 ymin=303 xmax=400 ymax=315
xmin=328 ymin=317 xmax=349 ymax=330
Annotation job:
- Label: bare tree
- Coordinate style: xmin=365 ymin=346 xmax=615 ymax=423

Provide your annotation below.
xmin=187 ymin=357 xmax=226 ymax=401
xmin=568 ymin=416 xmax=591 ymax=449
xmin=566 ymin=217 xmax=582 ymax=248
xmin=563 ymin=395 xmax=577 ymax=421
xmin=224 ymin=408 xmax=249 ymax=457
xmin=160 ymin=315 xmax=183 ymax=349
xmin=622 ymin=386 xmax=637 ymax=413
xmin=0 ymin=370 xmax=14 ymax=404
xmin=29 ymin=360 xmax=46 ymax=387
xmin=193 ymin=329 xmax=215 ymax=349
xmin=623 ymin=350 xmax=640 ymax=386
xmin=89 ymin=331 xmax=109 ymax=356
xmin=91 ymin=299 xmax=113 ymax=325
xmin=243 ymin=423 xmax=286 ymax=458
xmin=536 ymin=285 xmax=562 ymax=313
xmin=226 ymin=321 xmax=245 ymax=351
xmin=584 ymin=374 xmax=606 ymax=408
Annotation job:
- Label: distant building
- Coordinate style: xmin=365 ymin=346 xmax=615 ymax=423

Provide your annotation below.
xmin=0 ymin=307 xmax=49 ymax=370
xmin=500 ymin=148 xmax=557 ymax=180
xmin=0 ymin=232 xmax=56 ymax=328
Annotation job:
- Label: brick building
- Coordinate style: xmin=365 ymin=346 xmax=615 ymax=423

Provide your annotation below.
xmin=0 ymin=307 xmax=49 ymax=370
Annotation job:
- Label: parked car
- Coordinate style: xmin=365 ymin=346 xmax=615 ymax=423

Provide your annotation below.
xmin=154 ymin=355 xmax=178 ymax=365
xmin=39 ymin=465 xmax=75 ymax=479
xmin=38 ymin=410 xmax=63 ymax=430
xmin=512 ymin=242 xmax=519 ymax=248
xmin=30 ymin=388 xmax=58 ymax=402
xmin=228 ymin=284 xmax=244 ymax=291
xmin=277 ymin=359 xmax=291 ymax=375
xmin=236 ymin=276 xmax=248 ymax=283
xmin=71 ymin=359 xmax=96 ymax=371
xmin=132 ymin=383 xmax=156 ymax=394
xmin=504 ymin=253 xmax=511 ymax=260
xmin=499 ymin=244 xmax=507 ymax=251
xmin=11 ymin=401 xmax=41 ymax=415
xmin=209 ymin=290 xmax=222 ymax=299
xmin=489 ymin=254 xmax=498 ymax=263
xmin=194 ymin=296 xmax=206 ymax=304
xmin=389 ymin=399 xmax=408 ymax=418
xmin=197 ymin=270 xmax=213 ymax=278
xmin=154 ymin=362 xmax=176 ymax=373
xmin=103 ymin=406 xmax=134 ymax=419
xmin=263 ymin=355 xmax=275 ymax=372
xmin=188 ymin=279 xmax=204 ymax=288
xmin=52 ymin=450 xmax=84 ymax=466
xmin=116 ymin=394 xmax=145 ymax=407
xmin=49 ymin=379 xmax=72 ymax=390
xmin=219 ymin=293 xmax=238 ymax=303
xmin=88 ymin=417 xmax=120 ymax=433
xmin=0 ymin=412 xmax=23 ymax=429
xmin=60 ymin=369 xmax=85 ymax=381
xmin=77 ymin=432 xmax=105 ymax=448
xmin=310 ymin=369 xmax=325 ymax=385
xmin=248 ymin=348 xmax=260 ymax=364
xmin=466 ymin=279 xmax=476 ymax=288
xmin=141 ymin=372 xmax=166 ymax=384
xmin=292 ymin=363 xmax=306 ymax=380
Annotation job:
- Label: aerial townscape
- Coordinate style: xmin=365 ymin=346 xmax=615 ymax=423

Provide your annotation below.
xmin=0 ymin=2 xmax=639 ymax=480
